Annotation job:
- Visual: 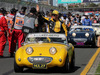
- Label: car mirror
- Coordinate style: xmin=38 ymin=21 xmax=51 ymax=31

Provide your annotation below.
xmin=21 ymin=42 xmax=24 ymax=46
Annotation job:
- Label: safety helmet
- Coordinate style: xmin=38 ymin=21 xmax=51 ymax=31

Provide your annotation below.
xmin=52 ymin=10 xmax=59 ymax=15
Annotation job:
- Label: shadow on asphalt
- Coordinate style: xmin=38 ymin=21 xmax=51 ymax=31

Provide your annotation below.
xmin=22 ymin=66 xmax=80 ymax=73
xmin=2 ymin=69 xmax=14 ymax=75
xmin=0 ymin=56 xmax=13 ymax=59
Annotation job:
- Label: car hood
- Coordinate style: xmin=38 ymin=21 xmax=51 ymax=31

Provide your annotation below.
xmin=20 ymin=43 xmax=67 ymax=56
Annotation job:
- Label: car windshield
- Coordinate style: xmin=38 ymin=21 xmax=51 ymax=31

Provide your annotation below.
xmin=70 ymin=28 xmax=94 ymax=32
xmin=25 ymin=37 xmax=67 ymax=44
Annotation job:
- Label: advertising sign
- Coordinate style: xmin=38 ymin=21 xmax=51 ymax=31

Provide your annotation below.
xmin=32 ymin=0 xmax=38 ymax=3
xmin=22 ymin=0 xmax=38 ymax=3
xmin=83 ymin=0 xmax=100 ymax=2
xmin=58 ymin=0 xmax=82 ymax=4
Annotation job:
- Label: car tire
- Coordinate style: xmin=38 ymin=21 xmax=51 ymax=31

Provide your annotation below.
xmin=92 ymin=37 xmax=96 ymax=48
xmin=62 ymin=56 xmax=71 ymax=72
xmin=14 ymin=59 xmax=23 ymax=73
xmin=71 ymin=52 xmax=75 ymax=69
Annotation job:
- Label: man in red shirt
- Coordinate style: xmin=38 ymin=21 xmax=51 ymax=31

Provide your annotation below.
xmin=6 ymin=8 xmax=17 ymax=57
xmin=0 ymin=8 xmax=9 ymax=57
xmin=11 ymin=7 xmax=27 ymax=56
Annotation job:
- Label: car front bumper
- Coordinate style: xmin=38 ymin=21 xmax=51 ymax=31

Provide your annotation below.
xmin=15 ymin=55 xmax=66 ymax=69
xmin=68 ymin=38 xmax=94 ymax=46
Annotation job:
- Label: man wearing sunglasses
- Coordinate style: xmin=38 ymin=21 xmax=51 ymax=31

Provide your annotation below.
xmin=37 ymin=5 xmax=67 ymax=37
xmin=48 ymin=10 xmax=67 ymax=36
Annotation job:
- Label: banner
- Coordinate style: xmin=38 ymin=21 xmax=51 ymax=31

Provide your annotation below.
xmin=32 ymin=0 xmax=38 ymax=3
xmin=58 ymin=0 xmax=82 ymax=4
xmin=22 ymin=0 xmax=38 ymax=3
xmin=83 ymin=0 xmax=100 ymax=2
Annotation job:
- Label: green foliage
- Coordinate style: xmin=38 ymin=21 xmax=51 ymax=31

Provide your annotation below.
xmin=98 ymin=3 xmax=100 ymax=7
xmin=68 ymin=5 xmax=79 ymax=8
xmin=95 ymin=63 xmax=100 ymax=74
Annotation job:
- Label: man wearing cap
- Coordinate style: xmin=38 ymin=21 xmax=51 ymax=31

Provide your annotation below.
xmin=6 ymin=8 xmax=17 ymax=57
xmin=11 ymin=7 xmax=27 ymax=56
xmin=22 ymin=7 xmax=38 ymax=36
xmin=82 ymin=14 xmax=92 ymax=26
xmin=36 ymin=5 xmax=67 ymax=36
xmin=0 ymin=8 xmax=9 ymax=57
xmin=49 ymin=10 xmax=67 ymax=36
xmin=38 ymin=10 xmax=67 ymax=36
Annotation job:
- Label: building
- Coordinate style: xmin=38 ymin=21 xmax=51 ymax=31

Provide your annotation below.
xmin=53 ymin=0 xmax=67 ymax=7
xmin=38 ymin=0 xmax=50 ymax=5
xmin=53 ymin=0 xmax=58 ymax=6
xmin=50 ymin=0 xmax=53 ymax=6
xmin=21 ymin=0 xmax=38 ymax=3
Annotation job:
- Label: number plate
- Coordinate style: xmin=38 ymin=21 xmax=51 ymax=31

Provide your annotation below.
xmin=33 ymin=64 xmax=47 ymax=69
xmin=76 ymin=42 xmax=84 ymax=45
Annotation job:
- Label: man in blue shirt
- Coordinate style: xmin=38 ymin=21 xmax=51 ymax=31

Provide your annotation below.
xmin=82 ymin=15 xmax=92 ymax=26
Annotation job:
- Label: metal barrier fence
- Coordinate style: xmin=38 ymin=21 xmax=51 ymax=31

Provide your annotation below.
xmin=0 ymin=0 xmax=67 ymax=14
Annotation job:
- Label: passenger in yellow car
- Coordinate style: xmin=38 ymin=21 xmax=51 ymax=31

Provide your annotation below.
xmin=38 ymin=10 xmax=67 ymax=36
xmin=36 ymin=4 xmax=67 ymax=36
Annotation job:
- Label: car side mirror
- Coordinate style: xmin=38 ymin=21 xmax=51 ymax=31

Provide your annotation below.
xmin=21 ymin=42 xmax=24 ymax=46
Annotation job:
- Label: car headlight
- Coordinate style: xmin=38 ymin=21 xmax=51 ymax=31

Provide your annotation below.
xmin=72 ymin=33 xmax=76 ymax=37
xmin=94 ymin=28 xmax=98 ymax=31
xmin=26 ymin=47 xmax=33 ymax=55
xmin=49 ymin=47 xmax=57 ymax=55
xmin=85 ymin=33 xmax=89 ymax=37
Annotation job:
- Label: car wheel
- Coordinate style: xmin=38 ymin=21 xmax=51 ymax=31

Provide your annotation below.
xmin=71 ymin=52 xmax=75 ymax=69
xmin=62 ymin=56 xmax=71 ymax=72
xmin=92 ymin=37 xmax=96 ymax=48
xmin=14 ymin=59 xmax=23 ymax=73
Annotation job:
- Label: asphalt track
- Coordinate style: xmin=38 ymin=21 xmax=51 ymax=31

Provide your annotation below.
xmin=0 ymin=43 xmax=97 ymax=75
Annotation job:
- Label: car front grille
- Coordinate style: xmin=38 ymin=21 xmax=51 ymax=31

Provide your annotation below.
xmin=74 ymin=38 xmax=87 ymax=42
xmin=28 ymin=56 xmax=53 ymax=64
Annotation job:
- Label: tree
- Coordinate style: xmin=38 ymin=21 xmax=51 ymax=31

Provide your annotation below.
xmin=97 ymin=3 xmax=100 ymax=7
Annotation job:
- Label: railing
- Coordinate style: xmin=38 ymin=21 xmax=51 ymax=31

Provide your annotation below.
xmin=0 ymin=0 xmax=67 ymax=13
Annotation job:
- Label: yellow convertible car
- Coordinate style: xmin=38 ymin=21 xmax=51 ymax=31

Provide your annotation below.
xmin=14 ymin=33 xmax=75 ymax=72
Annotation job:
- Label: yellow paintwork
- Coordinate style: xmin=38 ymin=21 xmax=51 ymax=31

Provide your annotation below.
xmin=15 ymin=43 xmax=74 ymax=69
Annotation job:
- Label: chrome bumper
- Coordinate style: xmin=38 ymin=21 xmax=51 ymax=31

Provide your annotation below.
xmin=28 ymin=56 xmax=53 ymax=64
xmin=74 ymin=38 xmax=87 ymax=43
